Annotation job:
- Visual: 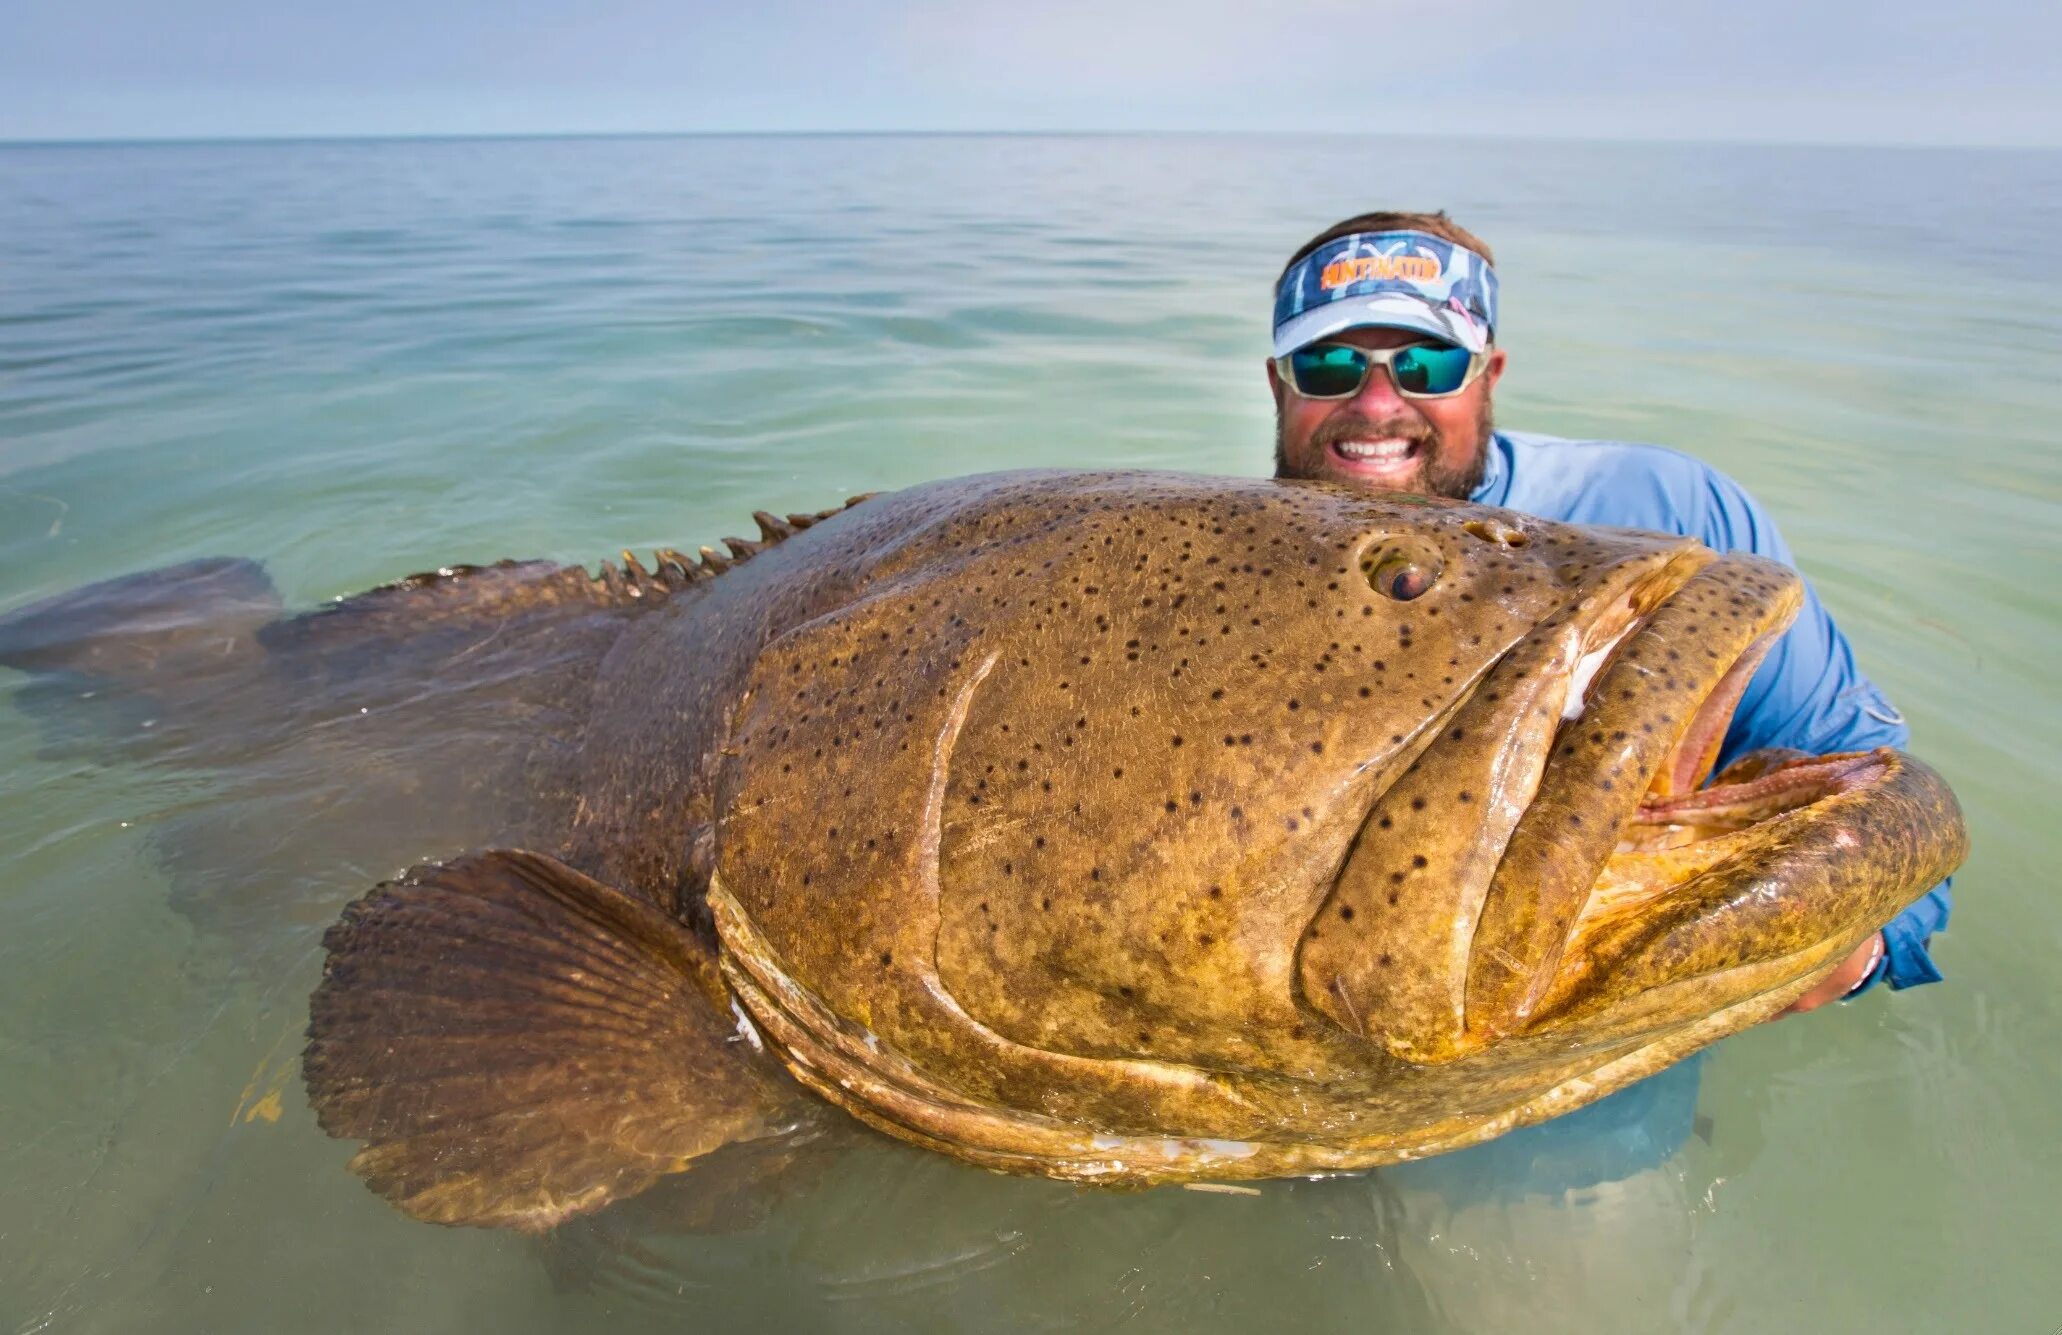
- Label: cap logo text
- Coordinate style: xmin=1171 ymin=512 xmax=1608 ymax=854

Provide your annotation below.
xmin=1320 ymin=253 xmax=1442 ymax=289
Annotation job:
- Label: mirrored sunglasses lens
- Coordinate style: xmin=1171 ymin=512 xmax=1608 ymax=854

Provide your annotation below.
xmin=1289 ymin=346 xmax=1369 ymax=398
xmin=1392 ymin=345 xmax=1473 ymax=396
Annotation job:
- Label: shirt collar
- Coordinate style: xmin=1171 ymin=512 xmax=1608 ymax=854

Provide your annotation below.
xmin=1469 ymin=431 xmax=1514 ymax=507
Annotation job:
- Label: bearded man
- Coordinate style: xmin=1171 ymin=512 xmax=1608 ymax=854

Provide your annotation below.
xmin=1268 ymin=211 xmax=1949 ymax=1013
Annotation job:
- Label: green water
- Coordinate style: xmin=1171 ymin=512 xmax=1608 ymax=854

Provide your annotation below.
xmin=1 ymin=135 xmax=2057 ymax=1332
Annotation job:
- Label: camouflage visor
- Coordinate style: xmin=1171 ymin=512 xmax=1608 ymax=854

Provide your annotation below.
xmin=1272 ymin=230 xmax=1500 ymax=357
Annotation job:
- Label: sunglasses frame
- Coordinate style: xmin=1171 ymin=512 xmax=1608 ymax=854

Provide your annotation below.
xmin=1276 ymin=340 xmax=1487 ymax=402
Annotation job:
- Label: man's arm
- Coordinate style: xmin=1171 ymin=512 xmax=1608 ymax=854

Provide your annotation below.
xmin=1692 ymin=468 xmax=1951 ymax=997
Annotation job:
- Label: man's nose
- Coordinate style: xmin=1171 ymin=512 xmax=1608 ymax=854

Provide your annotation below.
xmin=1346 ymin=362 xmax=1413 ymax=415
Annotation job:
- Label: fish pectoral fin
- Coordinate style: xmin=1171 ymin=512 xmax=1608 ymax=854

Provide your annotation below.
xmin=304 ymin=848 xmax=795 ymax=1233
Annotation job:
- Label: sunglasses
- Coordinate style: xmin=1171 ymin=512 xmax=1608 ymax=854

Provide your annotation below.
xmin=1277 ymin=341 xmax=1485 ymax=401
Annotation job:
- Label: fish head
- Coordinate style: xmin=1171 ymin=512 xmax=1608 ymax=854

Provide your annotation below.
xmin=711 ymin=471 xmax=1964 ymax=1169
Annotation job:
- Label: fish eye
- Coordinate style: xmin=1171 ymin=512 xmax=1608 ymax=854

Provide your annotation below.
xmin=1363 ymin=548 xmax=1441 ymax=601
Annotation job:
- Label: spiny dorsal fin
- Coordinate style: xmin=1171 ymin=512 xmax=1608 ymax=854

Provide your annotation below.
xmin=281 ymin=560 xmax=603 ymax=640
xmin=653 ymin=549 xmax=709 ymax=586
xmin=324 ymin=491 xmax=874 ymax=618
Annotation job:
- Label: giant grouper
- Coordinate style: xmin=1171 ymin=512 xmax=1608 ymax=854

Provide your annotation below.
xmin=0 ymin=471 xmax=1966 ymax=1230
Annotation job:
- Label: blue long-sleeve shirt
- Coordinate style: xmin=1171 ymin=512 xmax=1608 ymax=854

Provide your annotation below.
xmin=1470 ymin=429 xmax=1949 ymax=993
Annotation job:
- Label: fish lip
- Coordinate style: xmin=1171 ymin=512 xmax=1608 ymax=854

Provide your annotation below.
xmin=1460 ymin=550 xmax=1807 ymax=1040
xmin=1524 ymin=746 xmax=1964 ymax=1042
xmin=1630 ymin=749 xmax=1892 ymax=832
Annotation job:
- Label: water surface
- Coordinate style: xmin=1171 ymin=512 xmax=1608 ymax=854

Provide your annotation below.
xmin=2 ymin=134 xmax=2057 ymax=1332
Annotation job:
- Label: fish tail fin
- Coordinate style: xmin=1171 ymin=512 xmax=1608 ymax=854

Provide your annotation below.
xmin=305 ymin=849 xmax=797 ymax=1232
xmin=0 ymin=556 xmax=280 ymax=686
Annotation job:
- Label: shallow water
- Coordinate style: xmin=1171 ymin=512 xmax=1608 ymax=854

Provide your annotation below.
xmin=1 ymin=134 xmax=2058 ymax=1333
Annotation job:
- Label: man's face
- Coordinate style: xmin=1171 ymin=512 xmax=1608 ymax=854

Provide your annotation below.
xmin=1270 ymin=326 xmax=1507 ymax=499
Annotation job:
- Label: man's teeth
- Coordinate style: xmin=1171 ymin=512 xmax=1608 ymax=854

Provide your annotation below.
xmin=1335 ymin=438 xmax=1414 ymax=461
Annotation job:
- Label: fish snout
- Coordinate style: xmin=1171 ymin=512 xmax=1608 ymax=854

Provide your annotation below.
xmin=1296 ymin=548 xmax=1911 ymax=1065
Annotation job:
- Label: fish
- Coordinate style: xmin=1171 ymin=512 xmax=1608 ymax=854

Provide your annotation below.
xmin=0 ymin=470 xmax=1967 ymax=1231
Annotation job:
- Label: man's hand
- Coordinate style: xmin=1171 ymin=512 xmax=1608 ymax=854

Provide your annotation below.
xmin=1776 ymin=933 xmax=1884 ymax=1017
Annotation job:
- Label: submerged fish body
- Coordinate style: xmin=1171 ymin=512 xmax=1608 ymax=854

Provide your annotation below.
xmin=0 ymin=470 xmax=1966 ymax=1230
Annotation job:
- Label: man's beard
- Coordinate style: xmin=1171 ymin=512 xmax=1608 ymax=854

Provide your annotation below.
xmin=1273 ymin=398 xmax=1494 ymax=501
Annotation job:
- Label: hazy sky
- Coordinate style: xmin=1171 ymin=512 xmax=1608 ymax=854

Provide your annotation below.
xmin=4 ymin=0 xmax=2055 ymax=146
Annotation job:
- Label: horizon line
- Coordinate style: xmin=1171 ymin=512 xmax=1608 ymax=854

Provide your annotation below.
xmin=1 ymin=127 xmax=2054 ymax=153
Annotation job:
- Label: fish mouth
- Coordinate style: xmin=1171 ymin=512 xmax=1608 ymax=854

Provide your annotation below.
xmin=1460 ymin=552 xmax=1966 ymax=1052
xmin=1304 ymin=540 xmax=1958 ymax=1064
xmin=1460 ymin=550 xmax=1812 ymax=1036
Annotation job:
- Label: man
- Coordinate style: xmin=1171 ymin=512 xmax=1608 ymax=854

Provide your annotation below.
xmin=1268 ymin=210 xmax=1949 ymax=1012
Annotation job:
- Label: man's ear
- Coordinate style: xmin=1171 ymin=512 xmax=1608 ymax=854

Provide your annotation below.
xmin=1482 ymin=347 xmax=1508 ymax=393
xmin=1265 ymin=356 xmax=1285 ymax=410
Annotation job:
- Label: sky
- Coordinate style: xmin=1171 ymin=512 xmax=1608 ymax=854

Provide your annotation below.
xmin=3 ymin=0 xmax=2056 ymax=147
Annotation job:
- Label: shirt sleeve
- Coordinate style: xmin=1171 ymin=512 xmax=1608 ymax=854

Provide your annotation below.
xmin=1687 ymin=466 xmax=1951 ymax=992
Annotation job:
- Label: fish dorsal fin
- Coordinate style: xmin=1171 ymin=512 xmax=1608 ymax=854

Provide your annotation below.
xmin=312 ymin=494 xmax=870 ymax=618
xmin=304 ymin=849 xmax=800 ymax=1231
xmin=618 ymin=496 xmax=864 ymax=588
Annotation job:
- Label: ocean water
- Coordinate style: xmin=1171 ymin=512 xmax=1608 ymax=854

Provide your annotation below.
xmin=0 ymin=134 xmax=2057 ymax=1333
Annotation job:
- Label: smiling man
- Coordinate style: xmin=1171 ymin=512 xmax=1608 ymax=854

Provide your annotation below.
xmin=1268 ymin=210 xmax=1950 ymax=1012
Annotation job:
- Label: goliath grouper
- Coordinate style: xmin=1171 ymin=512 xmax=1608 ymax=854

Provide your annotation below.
xmin=0 ymin=471 xmax=1966 ymax=1230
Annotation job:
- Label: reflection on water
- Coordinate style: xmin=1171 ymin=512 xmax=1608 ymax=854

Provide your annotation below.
xmin=1 ymin=134 xmax=2057 ymax=1332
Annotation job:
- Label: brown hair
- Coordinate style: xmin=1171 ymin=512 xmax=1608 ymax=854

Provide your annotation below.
xmin=1278 ymin=210 xmax=1496 ymax=282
